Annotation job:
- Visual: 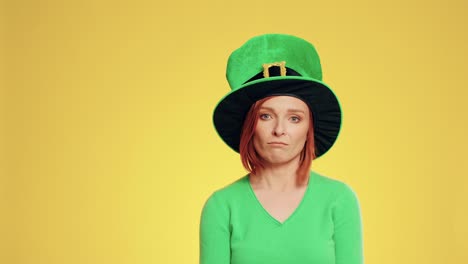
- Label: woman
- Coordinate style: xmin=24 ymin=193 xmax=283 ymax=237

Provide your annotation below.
xmin=200 ymin=34 xmax=363 ymax=264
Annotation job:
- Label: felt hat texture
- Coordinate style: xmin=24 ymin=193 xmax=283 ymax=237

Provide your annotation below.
xmin=213 ymin=33 xmax=342 ymax=158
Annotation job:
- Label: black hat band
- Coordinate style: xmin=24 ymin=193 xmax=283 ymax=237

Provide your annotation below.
xmin=243 ymin=67 xmax=302 ymax=85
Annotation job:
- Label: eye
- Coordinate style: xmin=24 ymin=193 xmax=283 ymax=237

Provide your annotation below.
xmin=290 ymin=116 xmax=301 ymax=123
xmin=259 ymin=113 xmax=272 ymax=120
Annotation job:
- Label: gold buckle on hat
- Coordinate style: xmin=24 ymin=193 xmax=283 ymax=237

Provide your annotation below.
xmin=262 ymin=61 xmax=287 ymax=78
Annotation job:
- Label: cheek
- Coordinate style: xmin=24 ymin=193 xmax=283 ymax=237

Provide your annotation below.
xmin=252 ymin=125 xmax=269 ymax=153
xmin=294 ymin=125 xmax=309 ymax=144
xmin=252 ymin=129 xmax=264 ymax=148
xmin=253 ymin=123 xmax=268 ymax=141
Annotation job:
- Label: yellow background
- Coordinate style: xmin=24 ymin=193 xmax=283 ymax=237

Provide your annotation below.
xmin=2 ymin=0 xmax=467 ymax=263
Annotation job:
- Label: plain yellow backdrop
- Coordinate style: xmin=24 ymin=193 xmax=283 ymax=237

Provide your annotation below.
xmin=2 ymin=0 xmax=467 ymax=263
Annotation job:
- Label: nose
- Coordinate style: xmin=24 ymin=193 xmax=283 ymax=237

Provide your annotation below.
xmin=273 ymin=119 xmax=286 ymax=136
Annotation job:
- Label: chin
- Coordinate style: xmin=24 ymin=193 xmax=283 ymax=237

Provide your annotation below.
xmin=263 ymin=154 xmax=298 ymax=166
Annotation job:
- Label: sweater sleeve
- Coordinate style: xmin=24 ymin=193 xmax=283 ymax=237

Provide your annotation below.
xmin=199 ymin=191 xmax=231 ymax=264
xmin=332 ymin=184 xmax=364 ymax=264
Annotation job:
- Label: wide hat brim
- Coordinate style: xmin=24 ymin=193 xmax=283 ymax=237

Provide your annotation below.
xmin=213 ymin=75 xmax=342 ymax=158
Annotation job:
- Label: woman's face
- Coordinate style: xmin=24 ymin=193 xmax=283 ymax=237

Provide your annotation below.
xmin=253 ymin=96 xmax=310 ymax=166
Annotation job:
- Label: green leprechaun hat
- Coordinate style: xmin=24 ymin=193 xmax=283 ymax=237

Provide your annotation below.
xmin=213 ymin=33 xmax=342 ymax=158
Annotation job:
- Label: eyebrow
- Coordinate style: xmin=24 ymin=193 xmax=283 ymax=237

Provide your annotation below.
xmin=259 ymin=106 xmax=306 ymax=114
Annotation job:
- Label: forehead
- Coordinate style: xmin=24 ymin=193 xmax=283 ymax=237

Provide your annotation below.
xmin=260 ymin=96 xmax=309 ymax=112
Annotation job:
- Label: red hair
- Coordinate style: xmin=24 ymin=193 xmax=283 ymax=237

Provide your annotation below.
xmin=239 ymin=96 xmax=316 ymax=186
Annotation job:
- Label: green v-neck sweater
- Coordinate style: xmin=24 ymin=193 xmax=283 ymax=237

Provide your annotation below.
xmin=199 ymin=171 xmax=364 ymax=264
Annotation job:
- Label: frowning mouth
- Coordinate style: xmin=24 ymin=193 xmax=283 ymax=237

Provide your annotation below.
xmin=267 ymin=142 xmax=288 ymax=146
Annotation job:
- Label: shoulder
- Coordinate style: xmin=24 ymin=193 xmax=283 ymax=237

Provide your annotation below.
xmin=310 ymin=170 xmax=360 ymax=202
xmin=201 ymin=175 xmax=249 ymax=211
xmin=213 ymin=175 xmax=249 ymax=196
xmin=310 ymin=171 xmax=362 ymax=222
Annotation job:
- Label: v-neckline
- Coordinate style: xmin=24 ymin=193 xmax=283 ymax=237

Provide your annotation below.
xmin=246 ymin=173 xmax=312 ymax=226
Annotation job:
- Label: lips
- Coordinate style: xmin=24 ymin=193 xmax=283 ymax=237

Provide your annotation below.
xmin=267 ymin=142 xmax=288 ymax=146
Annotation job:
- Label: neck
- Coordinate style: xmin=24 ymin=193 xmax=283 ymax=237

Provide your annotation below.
xmin=250 ymin=156 xmax=306 ymax=191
